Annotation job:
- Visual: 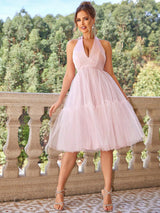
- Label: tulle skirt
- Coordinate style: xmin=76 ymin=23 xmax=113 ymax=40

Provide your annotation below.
xmin=48 ymin=67 xmax=145 ymax=152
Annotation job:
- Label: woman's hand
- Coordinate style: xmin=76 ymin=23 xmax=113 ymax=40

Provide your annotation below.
xmin=49 ymin=100 xmax=62 ymax=117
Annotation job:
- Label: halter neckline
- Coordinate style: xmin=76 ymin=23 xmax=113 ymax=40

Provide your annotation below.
xmin=81 ymin=36 xmax=96 ymax=58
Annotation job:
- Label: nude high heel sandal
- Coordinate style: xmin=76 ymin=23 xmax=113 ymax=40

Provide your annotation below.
xmin=54 ymin=189 xmax=65 ymax=211
xmin=101 ymin=188 xmax=113 ymax=212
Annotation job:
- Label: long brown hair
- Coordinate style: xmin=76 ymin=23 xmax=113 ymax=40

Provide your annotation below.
xmin=74 ymin=1 xmax=96 ymax=30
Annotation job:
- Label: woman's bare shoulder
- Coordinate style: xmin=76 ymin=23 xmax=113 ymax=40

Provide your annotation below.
xmin=67 ymin=39 xmax=79 ymax=50
xmin=99 ymin=39 xmax=112 ymax=50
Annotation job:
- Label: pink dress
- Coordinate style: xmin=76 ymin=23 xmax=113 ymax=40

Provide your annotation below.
xmin=48 ymin=36 xmax=145 ymax=152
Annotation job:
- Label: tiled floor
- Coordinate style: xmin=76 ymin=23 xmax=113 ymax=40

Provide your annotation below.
xmin=0 ymin=187 xmax=160 ymax=213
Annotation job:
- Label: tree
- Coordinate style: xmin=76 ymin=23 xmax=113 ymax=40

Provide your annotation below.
xmin=41 ymin=52 xmax=65 ymax=93
xmin=43 ymin=14 xmax=56 ymax=30
xmin=2 ymin=44 xmax=26 ymax=91
xmin=29 ymin=29 xmax=41 ymax=52
xmin=112 ymin=1 xmax=135 ymax=50
xmin=50 ymin=27 xmax=67 ymax=66
xmin=134 ymin=0 xmax=160 ymax=46
xmin=98 ymin=11 xmax=118 ymax=47
xmin=3 ymin=9 xmax=33 ymax=44
xmin=33 ymin=15 xmax=50 ymax=39
xmin=112 ymin=45 xmax=138 ymax=95
xmin=2 ymin=17 xmax=16 ymax=45
xmin=0 ymin=19 xmax=3 ymax=48
xmin=130 ymin=36 xmax=145 ymax=76
xmin=133 ymin=61 xmax=160 ymax=96
xmin=24 ymin=66 xmax=39 ymax=92
xmin=146 ymin=30 xmax=160 ymax=60
xmin=0 ymin=1 xmax=159 ymax=95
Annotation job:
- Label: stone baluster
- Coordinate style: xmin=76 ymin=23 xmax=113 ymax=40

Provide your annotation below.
xmin=84 ymin=152 xmax=95 ymax=173
xmin=129 ymin=108 xmax=145 ymax=169
xmin=144 ymin=109 xmax=160 ymax=168
xmin=129 ymin=142 xmax=145 ymax=169
xmin=45 ymin=147 xmax=59 ymax=176
xmin=45 ymin=111 xmax=62 ymax=176
xmin=114 ymin=147 xmax=130 ymax=170
xmin=71 ymin=160 xmax=79 ymax=175
xmin=25 ymin=106 xmax=44 ymax=176
xmin=3 ymin=106 xmax=22 ymax=178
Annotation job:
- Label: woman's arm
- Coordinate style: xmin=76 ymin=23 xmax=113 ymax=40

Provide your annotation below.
xmin=101 ymin=40 xmax=129 ymax=101
xmin=57 ymin=40 xmax=76 ymax=103
xmin=49 ymin=39 xmax=77 ymax=116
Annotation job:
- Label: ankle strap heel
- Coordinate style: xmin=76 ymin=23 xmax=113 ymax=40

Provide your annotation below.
xmin=101 ymin=188 xmax=113 ymax=212
xmin=54 ymin=189 xmax=65 ymax=211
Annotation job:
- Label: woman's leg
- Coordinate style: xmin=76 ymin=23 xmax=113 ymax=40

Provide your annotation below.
xmin=54 ymin=152 xmax=78 ymax=210
xmin=101 ymin=150 xmax=113 ymax=211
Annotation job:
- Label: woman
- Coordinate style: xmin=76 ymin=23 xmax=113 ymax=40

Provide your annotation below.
xmin=48 ymin=1 xmax=144 ymax=211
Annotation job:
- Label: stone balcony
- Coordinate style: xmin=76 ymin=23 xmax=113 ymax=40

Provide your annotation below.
xmin=1 ymin=187 xmax=160 ymax=212
xmin=0 ymin=92 xmax=160 ymax=205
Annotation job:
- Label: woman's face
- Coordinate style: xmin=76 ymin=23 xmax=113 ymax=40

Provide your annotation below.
xmin=76 ymin=10 xmax=95 ymax=34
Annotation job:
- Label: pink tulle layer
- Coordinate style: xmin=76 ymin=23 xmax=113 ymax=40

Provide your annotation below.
xmin=48 ymin=67 xmax=145 ymax=152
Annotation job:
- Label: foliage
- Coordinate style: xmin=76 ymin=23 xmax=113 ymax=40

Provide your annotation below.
xmin=133 ymin=61 xmax=160 ymax=96
xmin=77 ymin=151 xmax=84 ymax=159
xmin=112 ymin=46 xmax=142 ymax=95
xmin=39 ymin=118 xmax=50 ymax=163
xmin=18 ymin=110 xmax=30 ymax=168
xmin=40 ymin=119 xmax=50 ymax=148
xmin=0 ymin=0 xmax=159 ymax=94
xmin=0 ymin=107 xmax=7 ymax=165
xmin=0 ymin=151 xmax=5 ymax=165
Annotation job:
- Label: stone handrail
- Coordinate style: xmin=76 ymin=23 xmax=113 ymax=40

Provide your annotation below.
xmin=0 ymin=92 xmax=160 ymax=201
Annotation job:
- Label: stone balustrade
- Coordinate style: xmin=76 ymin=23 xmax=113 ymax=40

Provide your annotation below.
xmin=0 ymin=92 xmax=159 ymax=201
